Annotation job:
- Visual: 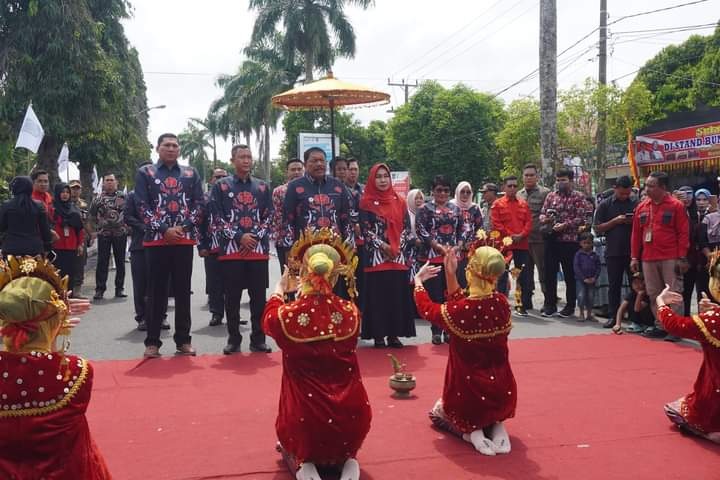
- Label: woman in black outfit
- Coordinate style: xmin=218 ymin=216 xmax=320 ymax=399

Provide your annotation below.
xmin=0 ymin=176 xmax=53 ymax=256
xmin=50 ymin=183 xmax=85 ymax=289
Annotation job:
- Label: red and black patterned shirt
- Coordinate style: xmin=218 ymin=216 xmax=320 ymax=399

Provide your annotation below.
xmin=416 ymin=200 xmax=464 ymax=264
xmin=133 ymin=161 xmax=204 ymax=247
xmin=209 ymin=175 xmax=273 ymax=261
xmin=282 ymin=174 xmax=353 ymax=247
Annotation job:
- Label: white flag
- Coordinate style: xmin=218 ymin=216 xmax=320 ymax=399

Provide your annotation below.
xmin=14 ymin=104 xmax=45 ymax=153
xmin=92 ymin=166 xmax=102 ymax=194
xmin=57 ymin=143 xmax=69 ymax=174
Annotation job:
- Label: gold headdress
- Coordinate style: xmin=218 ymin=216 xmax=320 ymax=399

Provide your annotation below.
xmin=708 ymin=250 xmax=720 ymax=301
xmin=0 ymin=256 xmax=69 ymax=352
xmin=287 ymin=228 xmax=358 ymax=298
xmin=464 ymin=230 xmax=512 ymax=298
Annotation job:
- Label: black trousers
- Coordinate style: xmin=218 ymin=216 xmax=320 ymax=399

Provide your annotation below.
xmin=544 ymin=240 xmax=579 ymax=311
xmin=423 ymin=263 xmax=447 ymax=335
xmin=130 ymin=249 xmax=146 ymax=323
xmin=144 ymin=245 xmax=193 ymax=348
xmin=72 ymin=247 xmax=86 ymax=293
xmin=221 ymin=260 xmax=268 ymax=346
xmin=96 ymin=235 xmax=127 ymax=293
xmin=683 ymin=265 xmax=709 ymax=316
xmin=606 ymin=256 xmax=631 ymax=320
xmin=53 ymin=249 xmax=78 ymax=291
xmin=204 ymin=254 xmax=224 ymax=317
xmin=497 ymin=250 xmax=534 ymax=309
xmin=276 ymin=245 xmax=289 ymax=271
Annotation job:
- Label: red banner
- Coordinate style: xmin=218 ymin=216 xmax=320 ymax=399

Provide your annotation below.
xmin=635 ymin=121 xmax=720 ymax=166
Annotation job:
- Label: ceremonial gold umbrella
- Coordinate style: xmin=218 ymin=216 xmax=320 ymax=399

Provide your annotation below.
xmin=272 ymin=72 xmax=390 ymax=161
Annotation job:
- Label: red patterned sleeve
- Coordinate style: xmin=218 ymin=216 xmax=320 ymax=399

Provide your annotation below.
xmin=657 ymin=305 xmax=705 ymax=342
xmin=414 ymin=285 xmax=445 ymax=329
xmin=262 ymin=294 xmax=286 ymax=341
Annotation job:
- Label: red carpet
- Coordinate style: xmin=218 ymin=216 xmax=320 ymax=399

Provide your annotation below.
xmin=88 ymin=335 xmax=719 ymax=479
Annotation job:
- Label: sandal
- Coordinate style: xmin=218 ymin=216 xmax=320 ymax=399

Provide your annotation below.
xmin=612 ymin=325 xmax=623 ymax=335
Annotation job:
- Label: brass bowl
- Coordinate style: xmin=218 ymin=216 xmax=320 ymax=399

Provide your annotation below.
xmin=389 ymin=374 xmax=416 ymax=398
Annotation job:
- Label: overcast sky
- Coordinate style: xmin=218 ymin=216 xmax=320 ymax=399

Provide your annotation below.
xmin=122 ymin=0 xmax=718 ymax=163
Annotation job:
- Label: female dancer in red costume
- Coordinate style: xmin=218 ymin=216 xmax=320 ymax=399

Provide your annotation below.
xmin=0 ymin=256 xmax=111 ymax=479
xmin=262 ymin=229 xmax=371 ymax=480
xmin=654 ymin=251 xmax=720 ymax=444
xmin=414 ymin=231 xmax=517 ymax=456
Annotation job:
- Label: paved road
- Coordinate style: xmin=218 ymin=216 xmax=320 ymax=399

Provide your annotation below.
xmin=70 ymin=251 xmax=614 ymax=361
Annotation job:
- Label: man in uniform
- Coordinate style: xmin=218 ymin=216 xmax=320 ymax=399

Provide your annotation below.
xmin=209 ymin=145 xmax=273 ymax=354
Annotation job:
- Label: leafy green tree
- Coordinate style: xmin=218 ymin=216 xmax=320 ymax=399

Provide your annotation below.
xmin=386 ymin=82 xmax=506 ymax=191
xmin=496 ymin=98 xmax=541 ymax=178
xmin=213 ymin=34 xmax=301 ymax=180
xmin=0 ymin=0 xmax=149 ymax=196
xmin=179 ymin=120 xmax=211 ymax=181
xmin=635 ymin=26 xmax=720 ymax=114
xmin=248 ymin=0 xmax=374 ymax=81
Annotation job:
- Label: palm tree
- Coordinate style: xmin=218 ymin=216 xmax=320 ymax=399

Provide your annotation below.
xmin=212 ymin=34 xmax=302 ymax=180
xmin=188 ymin=113 xmax=222 ymax=168
xmin=248 ymin=0 xmax=374 ymax=82
xmin=178 ymin=120 xmax=210 ymax=180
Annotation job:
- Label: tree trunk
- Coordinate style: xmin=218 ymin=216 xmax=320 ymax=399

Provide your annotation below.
xmin=79 ymin=163 xmax=94 ymax=203
xmin=212 ymin=134 xmax=218 ymax=169
xmin=539 ymin=0 xmax=558 ymax=185
xmin=304 ymin=52 xmax=314 ymax=83
xmin=264 ymin=124 xmax=271 ymax=182
xmin=36 ymin=136 xmax=61 ymax=185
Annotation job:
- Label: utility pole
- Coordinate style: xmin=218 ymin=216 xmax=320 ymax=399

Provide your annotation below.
xmin=539 ymin=0 xmax=558 ymax=183
xmin=597 ymin=0 xmax=608 ymax=190
xmin=387 ymin=79 xmax=418 ymax=104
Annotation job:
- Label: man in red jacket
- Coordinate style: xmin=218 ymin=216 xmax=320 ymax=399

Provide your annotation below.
xmin=630 ymin=171 xmax=689 ymax=339
xmin=491 ymin=175 xmax=533 ymax=315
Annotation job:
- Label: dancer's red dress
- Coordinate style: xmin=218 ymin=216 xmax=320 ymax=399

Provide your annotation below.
xmin=658 ymin=305 xmax=720 ymax=435
xmin=0 ymin=352 xmax=112 ymax=479
xmin=415 ymin=286 xmax=517 ymax=433
xmin=263 ymin=293 xmax=372 ymax=467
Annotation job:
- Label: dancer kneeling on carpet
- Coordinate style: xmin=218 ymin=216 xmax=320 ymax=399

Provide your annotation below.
xmin=655 ymin=253 xmax=720 ymax=444
xmin=0 ymin=256 xmax=112 ymax=479
xmin=262 ymin=229 xmax=371 ymax=480
xmin=414 ymin=231 xmax=517 ymax=456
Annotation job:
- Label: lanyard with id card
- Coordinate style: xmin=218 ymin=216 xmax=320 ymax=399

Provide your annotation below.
xmin=644 ymin=205 xmax=653 ymax=243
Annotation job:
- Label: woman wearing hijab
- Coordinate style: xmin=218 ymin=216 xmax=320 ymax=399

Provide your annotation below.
xmin=450 ymin=181 xmax=483 ymax=288
xmin=51 ymin=183 xmax=85 ymax=290
xmin=0 ymin=176 xmax=53 ymax=256
xmin=360 ymin=164 xmax=416 ymax=348
xmin=406 ymin=188 xmax=426 ymax=279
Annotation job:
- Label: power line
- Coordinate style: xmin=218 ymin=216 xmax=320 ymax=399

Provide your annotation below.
xmin=415 ymin=0 xmax=539 ymax=79
xmin=407 ymin=0 xmax=531 ymax=79
xmin=607 ymin=0 xmax=710 ymax=25
xmin=610 ymin=22 xmax=718 ymax=35
xmin=613 ymin=57 xmax=720 ymax=86
xmin=390 ymin=0 xmax=505 ymax=78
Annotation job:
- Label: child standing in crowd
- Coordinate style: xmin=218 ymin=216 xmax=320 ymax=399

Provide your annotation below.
xmin=611 ymin=272 xmax=654 ymax=334
xmin=573 ymin=232 xmax=601 ymax=322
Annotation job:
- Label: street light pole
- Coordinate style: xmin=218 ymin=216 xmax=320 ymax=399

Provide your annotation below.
xmin=133 ymin=104 xmax=166 ymax=116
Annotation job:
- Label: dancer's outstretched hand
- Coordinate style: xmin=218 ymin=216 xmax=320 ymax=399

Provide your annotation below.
xmin=414 ymin=262 xmax=441 ymax=286
xmin=68 ymin=296 xmax=91 ymax=316
xmin=443 ymin=247 xmax=458 ymax=276
xmin=656 ymin=284 xmax=683 ymax=308
xmin=699 ymin=292 xmax=719 ymax=314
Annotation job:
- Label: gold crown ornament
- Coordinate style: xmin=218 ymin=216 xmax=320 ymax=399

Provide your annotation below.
xmin=287 ymin=228 xmax=358 ymax=299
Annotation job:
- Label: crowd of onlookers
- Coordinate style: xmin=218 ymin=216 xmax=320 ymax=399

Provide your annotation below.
xmin=0 ymin=138 xmax=707 ymax=354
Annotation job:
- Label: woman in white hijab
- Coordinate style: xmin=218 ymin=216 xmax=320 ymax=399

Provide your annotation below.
xmin=450 ymin=181 xmax=483 ymax=288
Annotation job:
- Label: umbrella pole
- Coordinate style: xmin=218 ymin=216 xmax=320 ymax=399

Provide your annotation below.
xmin=329 ymin=98 xmax=336 ymax=162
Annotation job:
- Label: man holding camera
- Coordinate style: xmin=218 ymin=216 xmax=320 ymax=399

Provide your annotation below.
xmin=594 ymin=176 xmax=638 ymax=327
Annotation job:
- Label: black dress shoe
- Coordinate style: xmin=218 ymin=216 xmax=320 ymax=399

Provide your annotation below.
xmin=442 ymin=331 xmax=451 ymax=343
xmin=209 ymin=314 xmax=223 ymax=327
xmin=431 ymin=334 xmax=442 ymax=345
xmin=115 ymin=290 xmax=127 ymax=298
xmin=387 ymin=337 xmax=404 ymax=348
xmin=93 ymin=291 xmax=104 ymax=300
xmin=250 ymin=343 xmax=272 ymax=353
xmin=602 ymin=318 xmax=615 ymax=328
xmin=160 ymin=319 xmax=171 ymax=330
xmin=223 ymin=343 xmax=241 ymax=355
xmin=373 ymin=338 xmax=386 ymax=348
xmin=137 ymin=320 xmax=147 ymax=331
